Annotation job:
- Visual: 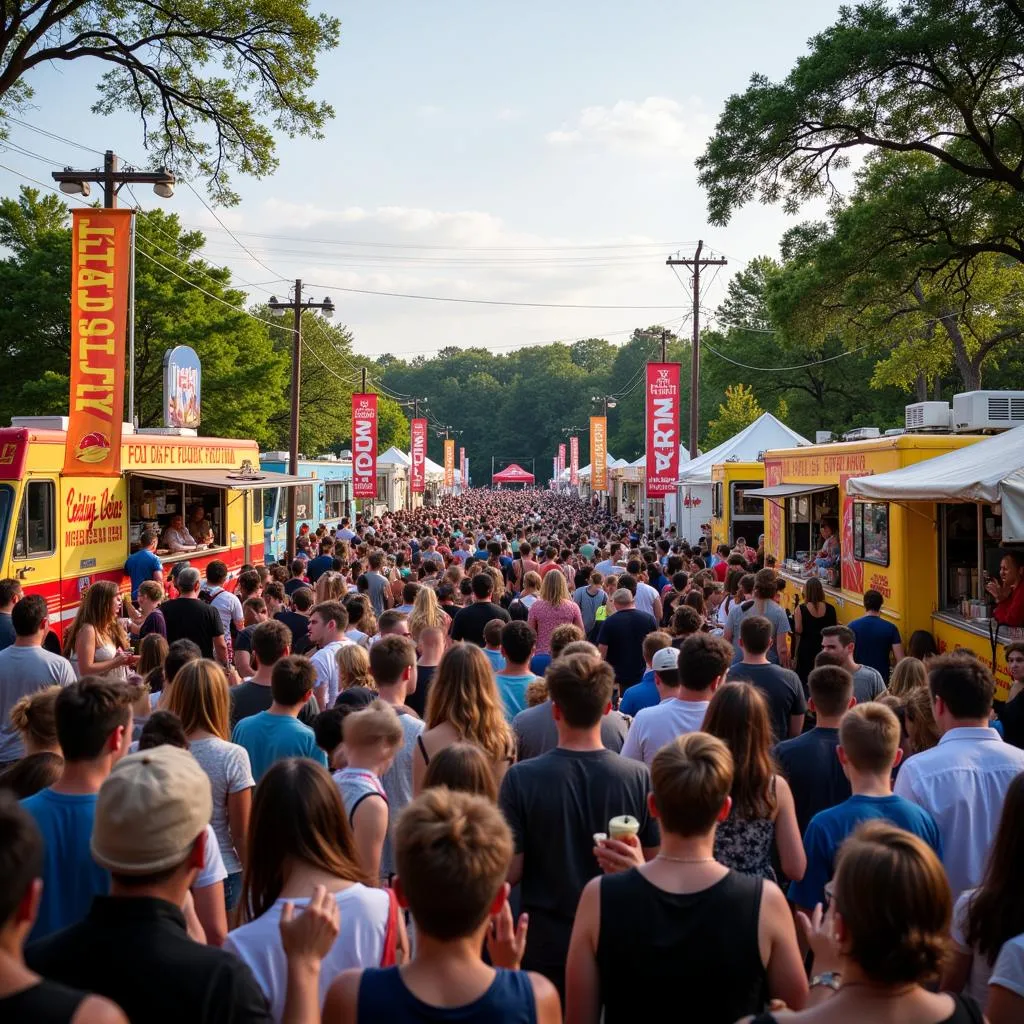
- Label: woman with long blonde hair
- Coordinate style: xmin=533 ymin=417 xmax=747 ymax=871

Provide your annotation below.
xmin=167 ymin=658 xmax=254 ymax=911
xmin=408 ymin=585 xmax=450 ymax=643
xmin=63 ymin=579 xmax=134 ymax=678
xmin=527 ymin=567 xmax=584 ymax=655
xmin=412 ymin=643 xmax=514 ymax=795
xmin=315 ymin=571 xmax=348 ymax=605
xmin=335 ymin=643 xmax=374 ymax=692
xmin=485 ymin=565 xmax=506 ymax=606
xmin=0 ymin=686 xmax=64 ymax=798
xmin=887 ymin=656 xmax=927 ymax=698
xmin=703 ymin=682 xmax=805 ymax=883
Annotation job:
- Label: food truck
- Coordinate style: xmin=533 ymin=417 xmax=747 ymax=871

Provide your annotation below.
xmin=0 ymin=417 xmax=309 ymax=639
xmin=711 ymin=461 xmax=767 ymax=551
xmin=747 ymin=430 xmax=985 ymax=673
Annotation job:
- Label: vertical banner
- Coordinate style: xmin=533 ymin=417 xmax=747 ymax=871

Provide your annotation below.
xmin=463 ymin=456 xmax=469 ymax=488
xmin=410 ymin=418 xmax=427 ymax=494
xmin=443 ymin=439 xmax=455 ymax=488
xmin=645 ymin=362 xmax=681 ymax=497
xmin=459 ymin=446 xmax=466 ymax=490
xmin=64 ymin=209 xmax=133 ymax=476
xmin=590 ymin=416 xmax=607 ymax=491
xmin=558 ymin=443 xmax=566 ymax=481
xmin=352 ymin=393 xmax=378 ymax=499
xmin=570 ymin=435 xmax=579 ymax=486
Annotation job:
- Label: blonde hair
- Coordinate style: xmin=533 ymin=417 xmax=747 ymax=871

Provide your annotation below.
xmin=63 ymin=579 xmax=128 ymax=657
xmin=540 ymin=569 xmax=569 ymax=606
xmin=137 ymin=580 xmax=164 ymax=604
xmin=315 ymin=572 xmax=347 ymax=604
xmin=888 ymin=656 xmax=928 ymax=699
xmin=336 ymin=644 xmax=374 ymax=691
xmin=342 ymin=699 xmax=404 ymax=750
xmin=904 ymin=686 xmax=941 ymax=753
xmin=9 ymin=685 xmax=61 ymax=750
xmin=409 ymin=586 xmax=448 ymax=642
xmin=525 ymin=678 xmax=549 ymax=706
xmin=426 ymin=644 xmax=512 ymax=765
xmin=166 ymin=658 xmax=231 ymax=740
xmin=484 ymin=566 xmax=505 ymax=604
xmin=521 ymin=571 xmax=542 ymax=593
xmin=839 ymin=702 xmax=901 ymax=773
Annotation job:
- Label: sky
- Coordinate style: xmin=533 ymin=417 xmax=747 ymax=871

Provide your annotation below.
xmin=0 ymin=0 xmax=848 ymax=361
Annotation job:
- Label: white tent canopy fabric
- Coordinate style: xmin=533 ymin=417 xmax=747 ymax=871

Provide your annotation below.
xmin=676 ymin=413 xmax=810 ymax=486
xmin=578 ymin=452 xmax=619 ymax=479
xmin=630 ymin=445 xmax=692 ymax=470
xmin=846 ymin=425 xmax=1024 ymax=542
xmin=377 ymin=446 xmax=461 ymax=482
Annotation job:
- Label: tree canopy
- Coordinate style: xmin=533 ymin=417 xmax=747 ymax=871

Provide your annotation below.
xmin=0 ymin=1 xmax=340 ymax=202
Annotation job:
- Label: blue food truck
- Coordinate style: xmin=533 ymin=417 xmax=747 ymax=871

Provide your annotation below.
xmin=260 ymin=452 xmax=354 ymax=562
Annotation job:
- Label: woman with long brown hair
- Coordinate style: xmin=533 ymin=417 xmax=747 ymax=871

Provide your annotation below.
xmin=904 ymin=685 xmax=941 ymax=754
xmin=703 ymin=682 xmax=805 ymax=882
xmin=166 ymin=659 xmax=254 ymax=911
xmin=225 ymin=759 xmax=401 ymax=1021
xmin=130 ymin=632 xmax=167 ymax=736
xmin=942 ymin=772 xmax=1024 ymax=1007
xmin=408 ymin=585 xmax=450 ymax=644
xmin=315 ymin=571 xmax=349 ymax=605
xmin=793 ymin=577 xmax=837 ymax=684
xmin=422 ymin=741 xmax=499 ymax=802
xmin=0 ymin=686 xmax=63 ymax=798
xmin=411 ymin=643 xmax=514 ymax=795
xmin=527 ymin=568 xmax=584 ymax=655
xmin=63 ymin=579 xmax=135 ymax=678
xmin=888 ymin=656 xmax=928 ymax=698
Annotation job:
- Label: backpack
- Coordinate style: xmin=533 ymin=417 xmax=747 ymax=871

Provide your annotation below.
xmin=507 ymin=598 xmax=529 ymax=622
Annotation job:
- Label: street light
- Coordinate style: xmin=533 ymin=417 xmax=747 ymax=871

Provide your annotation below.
xmin=592 ymin=395 xmax=617 ymax=416
xmin=268 ymin=281 xmax=336 ymax=558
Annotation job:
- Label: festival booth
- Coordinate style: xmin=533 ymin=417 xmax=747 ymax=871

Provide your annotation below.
xmin=578 ymin=452 xmax=619 ymax=506
xmin=631 ymin=446 xmax=693 ymax=533
xmin=492 ymin=463 xmax=535 ymax=489
xmin=846 ymin=425 xmax=1024 ymax=697
xmin=375 ymin=447 xmax=411 ymax=514
xmin=691 ymin=414 xmax=811 ymax=550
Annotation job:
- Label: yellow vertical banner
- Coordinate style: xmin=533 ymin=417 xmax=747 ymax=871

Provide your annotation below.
xmin=64 ymin=209 xmax=133 ymax=476
xmin=444 ymin=439 xmax=455 ymax=488
xmin=590 ymin=416 xmax=607 ymax=491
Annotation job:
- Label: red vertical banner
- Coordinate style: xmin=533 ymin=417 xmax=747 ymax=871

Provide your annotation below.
xmin=591 ymin=417 xmax=607 ymax=491
xmin=444 ymin=439 xmax=455 ymax=488
xmin=410 ymin=418 xmax=427 ymax=494
xmin=570 ymin=435 xmax=579 ymax=485
xmin=558 ymin=443 xmax=566 ymax=480
xmin=459 ymin=446 xmax=466 ymax=489
xmin=645 ymin=362 xmax=681 ymax=497
xmin=352 ymin=393 xmax=378 ymax=499
xmin=64 ymin=209 xmax=133 ymax=476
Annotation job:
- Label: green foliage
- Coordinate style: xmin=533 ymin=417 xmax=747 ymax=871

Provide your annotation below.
xmin=0 ymin=1 xmax=341 ymax=203
xmin=705 ymin=385 xmax=763 ymax=449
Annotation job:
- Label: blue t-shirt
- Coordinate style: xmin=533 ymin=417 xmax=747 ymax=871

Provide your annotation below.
xmin=484 ymin=648 xmax=507 ymax=674
xmin=619 ymin=670 xmax=659 ymax=717
xmin=124 ymin=548 xmax=162 ymax=600
xmin=529 ymin=653 xmax=552 ymax=678
xmin=849 ymin=614 xmax=902 ymax=682
xmin=231 ymin=711 xmax=327 ymax=781
xmin=0 ymin=611 xmax=15 ymax=651
xmin=496 ymin=673 xmax=535 ymax=722
xmin=306 ymin=554 xmax=334 ymax=583
xmin=21 ymin=789 xmax=109 ymax=942
xmin=789 ymin=793 xmax=942 ymax=910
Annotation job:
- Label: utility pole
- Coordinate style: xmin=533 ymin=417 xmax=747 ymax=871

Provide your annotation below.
xmin=660 ymin=328 xmax=670 ymax=362
xmin=268 ymin=284 xmax=335 ymax=558
xmin=53 ymin=152 xmax=176 ymax=426
xmin=666 ymin=240 xmax=727 ymax=458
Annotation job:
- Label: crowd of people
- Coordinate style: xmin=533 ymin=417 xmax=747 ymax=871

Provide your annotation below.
xmin=1 ymin=487 xmax=1023 ymax=1023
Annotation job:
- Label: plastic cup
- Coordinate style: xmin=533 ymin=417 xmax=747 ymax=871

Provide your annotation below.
xmin=608 ymin=815 xmax=640 ymax=840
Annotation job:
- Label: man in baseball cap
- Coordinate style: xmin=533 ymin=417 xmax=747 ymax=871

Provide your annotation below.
xmin=26 ymin=746 xmax=273 ymax=1022
xmin=621 ymin=634 xmax=733 ymax=767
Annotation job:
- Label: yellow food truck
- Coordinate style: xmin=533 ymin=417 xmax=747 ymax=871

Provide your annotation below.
xmin=0 ymin=417 xmax=308 ymax=640
xmin=710 ymin=461 xmax=767 ymax=551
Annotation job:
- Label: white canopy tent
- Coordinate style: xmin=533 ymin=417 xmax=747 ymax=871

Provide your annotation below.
xmin=846 ymin=424 xmax=1024 ymax=543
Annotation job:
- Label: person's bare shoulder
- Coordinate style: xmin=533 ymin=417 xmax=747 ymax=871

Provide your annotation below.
xmin=528 ymin=971 xmax=562 ymax=1023
xmin=322 ymin=968 xmax=364 ymax=1023
xmin=74 ymin=995 xmax=130 ymax=1024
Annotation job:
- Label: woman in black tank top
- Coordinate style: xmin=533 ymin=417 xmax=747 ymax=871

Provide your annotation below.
xmin=0 ymin=979 xmax=92 ymax=1023
xmin=740 ymin=820 xmax=985 ymax=1024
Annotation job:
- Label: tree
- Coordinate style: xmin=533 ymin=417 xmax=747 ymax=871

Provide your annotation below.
xmin=0 ymin=1 xmax=340 ymax=202
xmin=696 ymin=0 xmax=1024 ymax=271
xmin=704 ymin=384 xmax=764 ymax=448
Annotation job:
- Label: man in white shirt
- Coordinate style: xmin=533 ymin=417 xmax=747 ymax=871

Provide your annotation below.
xmin=621 ymin=635 xmax=732 ymax=766
xmin=307 ymin=601 xmax=351 ymax=709
xmin=337 ymin=518 xmax=356 ymax=542
xmin=894 ymin=654 xmax=1024 ymax=900
xmin=623 ymin=560 xmax=663 ymax=624
xmin=594 ymin=542 xmax=623 ymax=577
xmin=202 ymin=560 xmax=243 ymax=639
xmin=159 ymin=514 xmax=198 ymax=553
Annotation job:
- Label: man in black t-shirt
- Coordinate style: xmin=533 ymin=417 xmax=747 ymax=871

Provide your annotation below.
xmin=160 ymin=568 xmax=227 ymax=664
xmin=500 ymin=654 xmax=659 ymax=1000
xmin=596 ymin=589 xmax=658 ymax=694
xmin=450 ymin=573 xmax=509 ymax=647
xmin=726 ymin=615 xmax=806 ymax=743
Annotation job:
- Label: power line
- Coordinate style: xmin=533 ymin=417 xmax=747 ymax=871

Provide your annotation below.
xmin=701 ymin=337 xmax=875 ymax=371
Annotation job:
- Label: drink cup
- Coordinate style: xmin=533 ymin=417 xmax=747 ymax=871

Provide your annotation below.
xmin=608 ymin=815 xmax=640 ymax=841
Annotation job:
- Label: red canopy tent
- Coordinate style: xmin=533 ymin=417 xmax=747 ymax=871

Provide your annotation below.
xmin=492 ymin=463 xmax=535 ymax=485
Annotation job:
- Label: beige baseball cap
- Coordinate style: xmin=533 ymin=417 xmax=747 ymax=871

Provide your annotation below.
xmin=92 ymin=746 xmax=212 ymax=875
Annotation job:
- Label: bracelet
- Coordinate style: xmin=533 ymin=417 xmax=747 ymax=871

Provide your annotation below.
xmin=808 ymin=971 xmax=841 ymax=992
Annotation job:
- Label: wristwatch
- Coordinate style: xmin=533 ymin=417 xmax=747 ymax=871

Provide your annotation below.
xmin=808 ymin=971 xmax=841 ymax=992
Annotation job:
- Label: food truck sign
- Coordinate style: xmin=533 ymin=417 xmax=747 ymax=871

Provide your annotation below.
xmin=163 ymin=346 xmax=202 ymax=428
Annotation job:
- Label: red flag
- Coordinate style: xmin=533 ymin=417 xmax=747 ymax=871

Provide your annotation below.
xmin=645 ymin=362 xmax=681 ymax=497
xmin=352 ymin=393 xmax=378 ymax=499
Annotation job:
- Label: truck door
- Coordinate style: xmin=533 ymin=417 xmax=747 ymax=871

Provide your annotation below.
xmin=11 ymin=477 xmax=62 ymax=625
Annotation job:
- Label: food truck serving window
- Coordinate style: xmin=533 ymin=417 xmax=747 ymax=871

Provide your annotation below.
xmin=712 ymin=482 xmax=723 ymax=518
xmin=14 ymin=479 xmax=55 ymax=558
xmin=853 ymin=502 xmax=889 ymax=566
xmin=732 ymin=483 xmax=765 ymax=519
xmin=324 ymin=482 xmax=349 ymax=521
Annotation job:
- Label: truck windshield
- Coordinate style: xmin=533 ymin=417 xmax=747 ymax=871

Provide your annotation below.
xmin=0 ymin=485 xmax=12 ymax=559
xmin=263 ymin=487 xmax=281 ymax=529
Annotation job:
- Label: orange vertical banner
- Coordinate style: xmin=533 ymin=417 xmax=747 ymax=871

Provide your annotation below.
xmin=63 ymin=209 xmax=132 ymax=476
xmin=443 ymin=439 xmax=455 ymax=488
xmin=590 ymin=416 xmax=607 ymax=491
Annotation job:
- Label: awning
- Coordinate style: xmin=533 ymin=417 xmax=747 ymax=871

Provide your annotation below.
xmin=129 ymin=467 xmax=315 ymax=490
xmin=742 ymin=483 xmax=836 ymax=500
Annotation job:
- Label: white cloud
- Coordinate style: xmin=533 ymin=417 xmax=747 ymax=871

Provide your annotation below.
xmin=545 ymin=96 xmax=711 ymax=157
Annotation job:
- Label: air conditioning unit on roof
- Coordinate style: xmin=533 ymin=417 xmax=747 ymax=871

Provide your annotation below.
xmin=815 ymin=431 xmax=833 ymax=444
xmin=953 ymin=391 xmax=1024 ymax=433
xmin=842 ymin=427 xmax=881 ymax=442
xmin=905 ymin=402 xmax=951 ymax=432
